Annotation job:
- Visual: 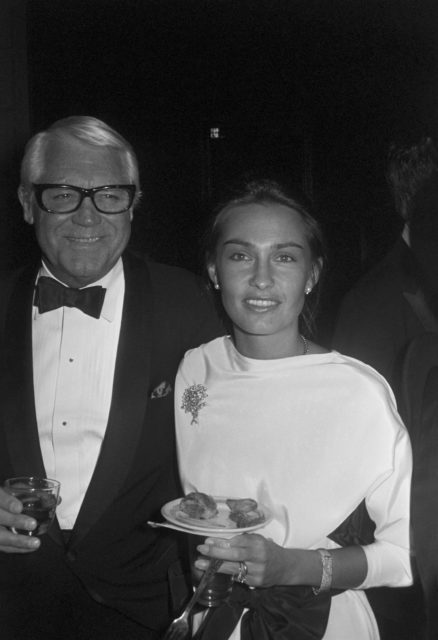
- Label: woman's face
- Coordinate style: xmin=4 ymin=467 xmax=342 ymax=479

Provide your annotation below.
xmin=208 ymin=201 xmax=320 ymax=358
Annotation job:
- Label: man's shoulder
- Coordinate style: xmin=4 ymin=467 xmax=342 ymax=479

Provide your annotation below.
xmin=124 ymin=251 xmax=223 ymax=341
xmin=126 ymin=251 xmax=203 ymax=283
xmin=341 ymin=239 xmax=409 ymax=305
xmin=124 ymin=251 xmax=211 ymax=305
xmin=147 ymin=259 xmax=202 ymax=285
xmin=0 ymin=266 xmax=28 ymax=294
xmin=0 ymin=266 xmax=34 ymax=332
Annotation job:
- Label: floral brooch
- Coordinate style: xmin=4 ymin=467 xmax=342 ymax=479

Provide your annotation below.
xmin=181 ymin=384 xmax=208 ymax=425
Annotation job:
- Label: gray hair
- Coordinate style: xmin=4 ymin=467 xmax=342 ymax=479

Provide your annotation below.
xmin=20 ymin=116 xmax=140 ymax=201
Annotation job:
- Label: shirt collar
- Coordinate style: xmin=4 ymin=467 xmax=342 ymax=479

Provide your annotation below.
xmin=37 ymin=258 xmax=124 ymax=322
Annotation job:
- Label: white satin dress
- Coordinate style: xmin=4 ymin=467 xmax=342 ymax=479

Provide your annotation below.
xmin=175 ymin=337 xmax=413 ymax=640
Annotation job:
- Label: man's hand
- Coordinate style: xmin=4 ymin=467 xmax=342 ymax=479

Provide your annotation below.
xmin=0 ymin=488 xmax=40 ymax=553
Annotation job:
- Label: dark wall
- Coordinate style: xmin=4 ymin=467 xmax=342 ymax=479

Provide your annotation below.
xmin=11 ymin=0 xmax=438 ymax=337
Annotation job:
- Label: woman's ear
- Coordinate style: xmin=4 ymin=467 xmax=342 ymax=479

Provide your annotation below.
xmin=207 ymin=263 xmax=218 ymax=288
xmin=312 ymin=259 xmax=323 ymax=286
xmin=306 ymin=259 xmax=323 ymax=293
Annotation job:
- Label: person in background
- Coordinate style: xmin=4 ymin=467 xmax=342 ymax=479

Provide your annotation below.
xmin=332 ymin=137 xmax=438 ymax=388
xmin=174 ymin=178 xmax=412 ymax=640
xmin=0 ymin=116 xmax=223 ymax=639
xmin=408 ymin=170 xmax=438 ymax=324
xmin=332 ymin=138 xmax=438 ymax=639
xmin=395 ymin=175 xmax=438 ymax=639
xmin=399 ymin=331 xmax=438 ymax=640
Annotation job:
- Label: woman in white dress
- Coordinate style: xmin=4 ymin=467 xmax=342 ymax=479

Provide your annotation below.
xmin=174 ymin=178 xmax=412 ymax=640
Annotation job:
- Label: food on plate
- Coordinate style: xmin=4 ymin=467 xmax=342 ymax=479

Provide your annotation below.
xmin=228 ymin=508 xmax=265 ymax=528
xmin=226 ymin=498 xmax=258 ymax=513
xmin=179 ymin=492 xmax=218 ymax=519
xmin=177 ymin=493 xmax=266 ymax=528
xmin=226 ymin=497 xmax=265 ymax=528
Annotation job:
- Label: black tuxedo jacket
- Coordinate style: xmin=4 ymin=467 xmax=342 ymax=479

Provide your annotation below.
xmin=332 ymin=240 xmax=428 ymax=638
xmin=0 ymin=251 xmax=223 ymax=634
xmin=400 ymin=332 xmax=438 ymax=639
xmin=332 ymin=238 xmax=438 ymax=388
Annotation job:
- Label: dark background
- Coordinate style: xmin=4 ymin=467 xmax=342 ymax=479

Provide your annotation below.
xmin=14 ymin=0 xmax=438 ymax=339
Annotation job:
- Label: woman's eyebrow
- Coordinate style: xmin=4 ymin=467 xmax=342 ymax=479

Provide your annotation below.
xmin=223 ymin=239 xmax=304 ymax=250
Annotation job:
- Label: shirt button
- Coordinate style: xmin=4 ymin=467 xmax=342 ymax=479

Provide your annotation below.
xmin=62 ymin=421 xmax=67 ymax=426
xmin=69 ymin=358 xmax=74 ymax=362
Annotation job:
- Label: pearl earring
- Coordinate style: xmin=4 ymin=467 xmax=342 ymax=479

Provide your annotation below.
xmin=214 ymin=283 xmax=220 ymax=290
xmin=305 ymin=286 xmax=312 ymax=295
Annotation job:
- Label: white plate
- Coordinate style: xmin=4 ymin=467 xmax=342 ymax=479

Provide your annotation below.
xmin=161 ymin=496 xmax=272 ymax=535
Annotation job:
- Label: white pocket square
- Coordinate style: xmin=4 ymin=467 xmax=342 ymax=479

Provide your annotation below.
xmin=150 ymin=381 xmax=172 ymax=399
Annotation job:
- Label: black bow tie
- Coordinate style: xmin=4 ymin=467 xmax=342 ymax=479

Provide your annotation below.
xmin=34 ymin=276 xmax=106 ymax=319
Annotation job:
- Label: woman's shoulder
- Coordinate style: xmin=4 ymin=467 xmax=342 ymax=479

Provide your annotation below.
xmin=176 ymin=337 xmax=232 ymax=387
xmin=329 ymin=349 xmax=398 ymax=403
xmin=306 ymin=341 xmax=390 ymax=389
xmin=180 ymin=336 xmax=229 ymax=366
xmin=306 ymin=340 xmax=328 ymax=355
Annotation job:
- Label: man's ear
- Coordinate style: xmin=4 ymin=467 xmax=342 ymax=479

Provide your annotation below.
xmin=18 ymin=186 xmax=34 ymax=225
xmin=207 ymin=263 xmax=218 ymax=288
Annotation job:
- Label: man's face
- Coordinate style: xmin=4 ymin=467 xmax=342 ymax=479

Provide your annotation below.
xmin=20 ymin=135 xmax=134 ymax=288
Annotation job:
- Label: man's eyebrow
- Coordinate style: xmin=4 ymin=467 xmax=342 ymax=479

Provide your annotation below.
xmin=223 ymin=239 xmax=304 ymax=250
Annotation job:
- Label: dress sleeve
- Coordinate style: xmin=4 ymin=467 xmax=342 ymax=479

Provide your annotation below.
xmin=358 ymin=422 xmax=413 ymax=588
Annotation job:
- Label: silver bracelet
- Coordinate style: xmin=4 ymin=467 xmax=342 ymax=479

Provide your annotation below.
xmin=312 ymin=548 xmax=333 ymax=595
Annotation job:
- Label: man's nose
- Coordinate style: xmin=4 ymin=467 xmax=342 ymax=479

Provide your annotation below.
xmin=71 ymin=196 xmax=102 ymax=226
xmin=249 ymin=259 xmax=274 ymax=289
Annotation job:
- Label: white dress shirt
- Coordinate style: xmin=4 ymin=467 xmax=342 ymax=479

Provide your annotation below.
xmin=32 ymin=259 xmax=124 ymax=529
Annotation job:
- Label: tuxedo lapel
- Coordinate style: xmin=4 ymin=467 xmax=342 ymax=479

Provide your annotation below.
xmin=2 ymin=264 xmax=47 ymax=479
xmin=70 ymin=254 xmax=153 ymax=544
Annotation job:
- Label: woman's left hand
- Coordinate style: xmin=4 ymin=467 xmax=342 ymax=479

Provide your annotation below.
xmin=195 ymin=533 xmax=292 ymax=588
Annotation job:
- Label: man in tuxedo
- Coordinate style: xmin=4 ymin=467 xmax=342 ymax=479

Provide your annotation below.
xmin=0 ymin=116 xmax=222 ymax=639
xmin=400 ymin=332 xmax=438 ymax=639
xmin=332 ymin=137 xmax=438 ymax=388
xmin=397 ymin=178 xmax=438 ymax=639
xmin=332 ymin=138 xmax=438 ymax=639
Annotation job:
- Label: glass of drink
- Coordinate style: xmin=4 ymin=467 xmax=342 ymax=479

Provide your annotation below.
xmin=192 ymin=555 xmax=234 ymax=608
xmin=4 ymin=476 xmax=60 ymax=536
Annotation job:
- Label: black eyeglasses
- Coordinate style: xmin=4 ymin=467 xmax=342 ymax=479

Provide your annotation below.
xmin=32 ymin=184 xmax=136 ymax=214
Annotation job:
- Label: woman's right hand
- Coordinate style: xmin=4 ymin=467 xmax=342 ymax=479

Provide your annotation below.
xmin=196 ymin=533 xmax=368 ymax=590
xmin=0 ymin=487 xmax=40 ymax=553
xmin=196 ymin=533 xmax=294 ymax=588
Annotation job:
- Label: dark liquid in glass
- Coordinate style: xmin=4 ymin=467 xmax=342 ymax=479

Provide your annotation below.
xmin=15 ymin=492 xmax=56 ymax=536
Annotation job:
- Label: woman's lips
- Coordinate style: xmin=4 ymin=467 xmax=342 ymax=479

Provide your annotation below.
xmin=244 ymin=298 xmax=279 ymax=310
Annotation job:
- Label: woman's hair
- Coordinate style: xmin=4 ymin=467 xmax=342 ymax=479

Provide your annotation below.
xmin=204 ymin=176 xmax=327 ymax=337
xmin=20 ymin=115 xmax=141 ymax=203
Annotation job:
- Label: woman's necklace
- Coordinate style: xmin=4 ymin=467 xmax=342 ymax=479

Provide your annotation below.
xmin=301 ymin=334 xmax=309 ymax=355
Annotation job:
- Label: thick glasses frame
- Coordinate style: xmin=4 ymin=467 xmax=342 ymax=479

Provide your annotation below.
xmin=32 ymin=183 xmax=136 ymax=214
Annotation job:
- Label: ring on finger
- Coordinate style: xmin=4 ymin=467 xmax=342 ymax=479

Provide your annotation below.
xmin=234 ymin=560 xmax=249 ymax=584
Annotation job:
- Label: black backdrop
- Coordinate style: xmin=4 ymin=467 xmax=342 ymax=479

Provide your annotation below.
xmin=14 ymin=0 xmax=438 ymax=339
